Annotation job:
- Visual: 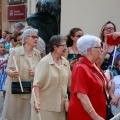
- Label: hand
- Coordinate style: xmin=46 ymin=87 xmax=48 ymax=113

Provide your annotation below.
xmin=34 ymin=99 xmax=40 ymax=113
xmin=102 ymin=43 xmax=109 ymax=55
xmin=112 ymin=32 xmax=120 ymax=39
xmin=12 ymin=71 xmax=20 ymax=78
xmin=29 ymin=69 xmax=34 ymax=77
xmin=2 ymin=59 xmax=8 ymax=64
xmin=111 ymin=96 xmax=119 ymax=106
xmin=109 ymin=71 xmax=114 ymax=80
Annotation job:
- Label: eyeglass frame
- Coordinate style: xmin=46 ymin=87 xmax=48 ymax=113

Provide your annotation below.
xmin=27 ymin=35 xmax=39 ymax=39
xmin=92 ymin=46 xmax=102 ymax=49
xmin=55 ymin=44 xmax=67 ymax=48
xmin=104 ymin=27 xmax=115 ymax=31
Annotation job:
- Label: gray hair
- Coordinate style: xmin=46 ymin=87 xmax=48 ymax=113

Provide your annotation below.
xmin=49 ymin=35 xmax=67 ymax=52
xmin=77 ymin=35 xmax=101 ymax=55
xmin=15 ymin=22 xmax=25 ymax=30
xmin=22 ymin=28 xmax=38 ymax=45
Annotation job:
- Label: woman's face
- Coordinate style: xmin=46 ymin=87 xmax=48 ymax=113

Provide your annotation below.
xmin=91 ymin=42 xmax=103 ymax=61
xmin=16 ymin=35 xmax=22 ymax=45
xmin=103 ymin=23 xmax=115 ymax=37
xmin=25 ymin=32 xmax=38 ymax=47
xmin=6 ymin=34 xmax=11 ymax=42
xmin=55 ymin=40 xmax=67 ymax=56
xmin=71 ymin=31 xmax=83 ymax=43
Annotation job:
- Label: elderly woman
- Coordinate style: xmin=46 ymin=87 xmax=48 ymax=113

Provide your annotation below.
xmin=31 ymin=35 xmax=71 ymax=120
xmin=68 ymin=35 xmax=108 ymax=120
xmin=0 ymin=28 xmax=41 ymax=120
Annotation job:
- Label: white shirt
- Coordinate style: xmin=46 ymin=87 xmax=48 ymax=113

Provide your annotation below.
xmin=112 ymin=75 xmax=120 ymax=107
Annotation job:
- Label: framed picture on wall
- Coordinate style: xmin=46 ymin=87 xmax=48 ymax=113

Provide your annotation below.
xmin=8 ymin=0 xmax=26 ymax=5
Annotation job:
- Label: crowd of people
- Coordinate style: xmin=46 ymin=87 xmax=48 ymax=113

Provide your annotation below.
xmin=0 ymin=21 xmax=120 ymax=120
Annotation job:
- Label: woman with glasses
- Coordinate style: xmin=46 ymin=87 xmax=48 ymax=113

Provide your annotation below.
xmin=31 ymin=35 xmax=71 ymax=120
xmin=66 ymin=28 xmax=84 ymax=69
xmin=0 ymin=28 xmax=41 ymax=120
xmin=68 ymin=35 xmax=108 ymax=120
xmin=98 ymin=21 xmax=117 ymax=70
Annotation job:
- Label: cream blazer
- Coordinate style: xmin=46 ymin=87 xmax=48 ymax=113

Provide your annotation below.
xmin=33 ymin=53 xmax=71 ymax=112
xmin=5 ymin=46 xmax=41 ymax=98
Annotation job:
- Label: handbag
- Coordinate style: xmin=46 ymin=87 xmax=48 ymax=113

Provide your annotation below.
xmin=11 ymin=81 xmax=31 ymax=94
xmin=104 ymin=90 xmax=114 ymax=120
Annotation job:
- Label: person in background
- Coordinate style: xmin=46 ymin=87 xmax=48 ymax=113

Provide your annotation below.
xmin=0 ymin=42 xmax=8 ymax=98
xmin=98 ymin=21 xmax=117 ymax=70
xmin=4 ymin=34 xmax=12 ymax=56
xmin=0 ymin=30 xmax=9 ymax=44
xmin=109 ymin=32 xmax=120 ymax=76
xmin=31 ymin=35 xmax=71 ymax=120
xmin=9 ymin=31 xmax=22 ymax=54
xmin=109 ymin=58 xmax=120 ymax=120
xmin=0 ymin=28 xmax=41 ymax=120
xmin=68 ymin=35 xmax=108 ymax=120
xmin=66 ymin=28 xmax=83 ymax=68
xmin=14 ymin=22 xmax=25 ymax=31
xmin=22 ymin=26 xmax=46 ymax=58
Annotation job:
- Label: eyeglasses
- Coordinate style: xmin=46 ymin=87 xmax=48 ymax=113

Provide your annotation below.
xmin=28 ymin=35 xmax=38 ymax=39
xmin=92 ymin=46 xmax=102 ymax=49
xmin=104 ymin=27 xmax=114 ymax=31
xmin=74 ymin=35 xmax=82 ymax=38
xmin=58 ymin=44 xmax=67 ymax=48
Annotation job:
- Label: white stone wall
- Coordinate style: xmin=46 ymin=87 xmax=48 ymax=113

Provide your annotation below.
xmin=61 ymin=0 xmax=120 ymax=37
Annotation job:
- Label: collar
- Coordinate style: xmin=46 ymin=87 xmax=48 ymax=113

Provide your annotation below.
xmin=79 ymin=56 xmax=94 ymax=69
xmin=48 ymin=53 xmax=67 ymax=66
xmin=20 ymin=46 xmax=37 ymax=56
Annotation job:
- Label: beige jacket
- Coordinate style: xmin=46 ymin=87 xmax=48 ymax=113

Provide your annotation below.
xmin=33 ymin=53 xmax=71 ymax=112
xmin=5 ymin=46 xmax=41 ymax=98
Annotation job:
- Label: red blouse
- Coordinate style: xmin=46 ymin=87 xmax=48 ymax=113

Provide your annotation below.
xmin=68 ymin=57 xmax=108 ymax=120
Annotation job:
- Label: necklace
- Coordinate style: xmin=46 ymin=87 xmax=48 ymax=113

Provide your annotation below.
xmin=72 ymin=46 xmax=79 ymax=55
xmin=52 ymin=57 xmax=62 ymax=66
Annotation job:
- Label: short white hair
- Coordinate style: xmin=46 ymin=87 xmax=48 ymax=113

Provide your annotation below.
xmin=77 ymin=35 xmax=101 ymax=55
xmin=22 ymin=28 xmax=38 ymax=44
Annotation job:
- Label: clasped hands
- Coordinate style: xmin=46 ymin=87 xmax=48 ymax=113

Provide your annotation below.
xmin=11 ymin=69 xmax=35 ymax=78
xmin=111 ymin=95 xmax=120 ymax=107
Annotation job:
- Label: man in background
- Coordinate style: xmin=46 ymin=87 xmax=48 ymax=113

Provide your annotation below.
xmin=14 ymin=22 xmax=25 ymax=31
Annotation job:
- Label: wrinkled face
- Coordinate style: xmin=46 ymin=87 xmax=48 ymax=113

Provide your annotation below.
xmin=25 ymin=32 xmax=38 ymax=47
xmin=71 ymin=31 xmax=83 ymax=43
xmin=103 ymin=23 xmax=115 ymax=37
xmin=14 ymin=25 xmax=21 ymax=31
xmin=91 ymin=42 xmax=103 ymax=61
xmin=54 ymin=40 xmax=67 ymax=56
xmin=0 ymin=44 xmax=5 ymax=54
